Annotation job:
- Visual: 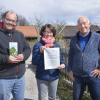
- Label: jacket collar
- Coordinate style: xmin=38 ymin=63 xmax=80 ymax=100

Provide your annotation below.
xmin=0 ymin=28 xmax=15 ymax=35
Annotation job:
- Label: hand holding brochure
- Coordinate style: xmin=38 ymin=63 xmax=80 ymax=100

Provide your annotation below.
xmin=9 ymin=42 xmax=18 ymax=56
xmin=44 ymin=48 xmax=60 ymax=70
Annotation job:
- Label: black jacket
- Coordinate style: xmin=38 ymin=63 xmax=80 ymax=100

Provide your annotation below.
xmin=0 ymin=29 xmax=31 ymax=79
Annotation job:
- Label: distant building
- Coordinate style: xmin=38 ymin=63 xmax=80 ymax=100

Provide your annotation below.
xmin=16 ymin=26 xmax=38 ymax=39
xmin=0 ymin=24 xmax=38 ymax=39
xmin=60 ymin=25 xmax=100 ymax=39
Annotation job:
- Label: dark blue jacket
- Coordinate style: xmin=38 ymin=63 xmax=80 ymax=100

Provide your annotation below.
xmin=68 ymin=32 xmax=100 ymax=77
xmin=0 ymin=29 xmax=31 ymax=79
xmin=32 ymin=40 xmax=64 ymax=81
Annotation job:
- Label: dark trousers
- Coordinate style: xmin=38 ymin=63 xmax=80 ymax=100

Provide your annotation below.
xmin=73 ymin=76 xmax=100 ymax=100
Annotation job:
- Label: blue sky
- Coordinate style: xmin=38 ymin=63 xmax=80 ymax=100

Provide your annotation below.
xmin=0 ymin=0 xmax=100 ymax=25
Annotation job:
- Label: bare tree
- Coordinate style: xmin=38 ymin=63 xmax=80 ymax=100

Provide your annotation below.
xmin=30 ymin=16 xmax=44 ymax=41
xmin=0 ymin=7 xmax=6 ymax=20
xmin=18 ymin=15 xmax=30 ymax=26
xmin=33 ymin=16 xmax=44 ymax=33
xmin=53 ymin=19 xmax=66 ymax=34
xmin=52 ymin=19 xmax=66 ymax=44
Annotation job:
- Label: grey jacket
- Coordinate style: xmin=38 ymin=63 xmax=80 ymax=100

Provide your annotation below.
xmin=68 ymin=32 xmax=100 ymax=77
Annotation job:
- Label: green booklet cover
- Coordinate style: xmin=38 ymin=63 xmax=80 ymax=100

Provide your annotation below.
xmin=9 ymin=42 xmax=18 ymax=56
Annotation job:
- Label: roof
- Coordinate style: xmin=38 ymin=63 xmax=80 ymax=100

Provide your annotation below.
xmin=16 ymin=26 xmax=38 ymax=38
xmin=61 ymin=25 xmax=100 ymax=38
xmin=61 ymin=26 xmax=77 ymax=38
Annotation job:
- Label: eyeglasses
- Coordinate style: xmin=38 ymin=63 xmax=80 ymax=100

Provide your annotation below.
xmin=5 ymin=18 xmax=17 ymax=23
xmin=43 ymin=33 xmax=53 ymax=38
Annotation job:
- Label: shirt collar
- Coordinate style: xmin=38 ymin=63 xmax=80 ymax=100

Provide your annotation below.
xmin=79 ymin=29 xmax=90 ymax=37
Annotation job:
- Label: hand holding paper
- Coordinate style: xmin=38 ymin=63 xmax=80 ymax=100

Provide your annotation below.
xmin=40 ymin=46 xmax=46 ymax=53
xmin=58 ymin=64 xmax=65 ymax=69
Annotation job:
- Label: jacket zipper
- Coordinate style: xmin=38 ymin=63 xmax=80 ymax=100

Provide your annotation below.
xmin=82 ymin=52 xmax=84 ymax=75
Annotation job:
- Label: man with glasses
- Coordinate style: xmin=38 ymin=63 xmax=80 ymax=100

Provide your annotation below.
xmin=68 ymin=16 xmax=100 ymax=100
xmin=0 ymin=11 xmax=31 ymax=100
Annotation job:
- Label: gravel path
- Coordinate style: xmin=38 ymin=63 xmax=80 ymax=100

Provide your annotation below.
xmin=24 ymin=66 xmax=38 ymax=100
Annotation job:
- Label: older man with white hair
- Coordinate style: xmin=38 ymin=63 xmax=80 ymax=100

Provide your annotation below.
xmin=68 ymin=16 xmax=100 ymax=100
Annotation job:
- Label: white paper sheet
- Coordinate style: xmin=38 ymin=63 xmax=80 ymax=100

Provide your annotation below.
xmin=44 ymin=48 xmax=60 ymax=70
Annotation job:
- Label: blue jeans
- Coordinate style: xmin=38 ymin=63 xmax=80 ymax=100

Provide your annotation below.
xmin=0 ymin=76 xmax=25 ymax=100
xmin=73 ymin=76 xmax=100 ymax=100
xmin=37 ymin=79 xmax=59 ymax=100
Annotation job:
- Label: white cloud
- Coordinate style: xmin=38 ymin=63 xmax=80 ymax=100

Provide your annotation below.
xmin=0 ymin=0 xmax=100 ymax=24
